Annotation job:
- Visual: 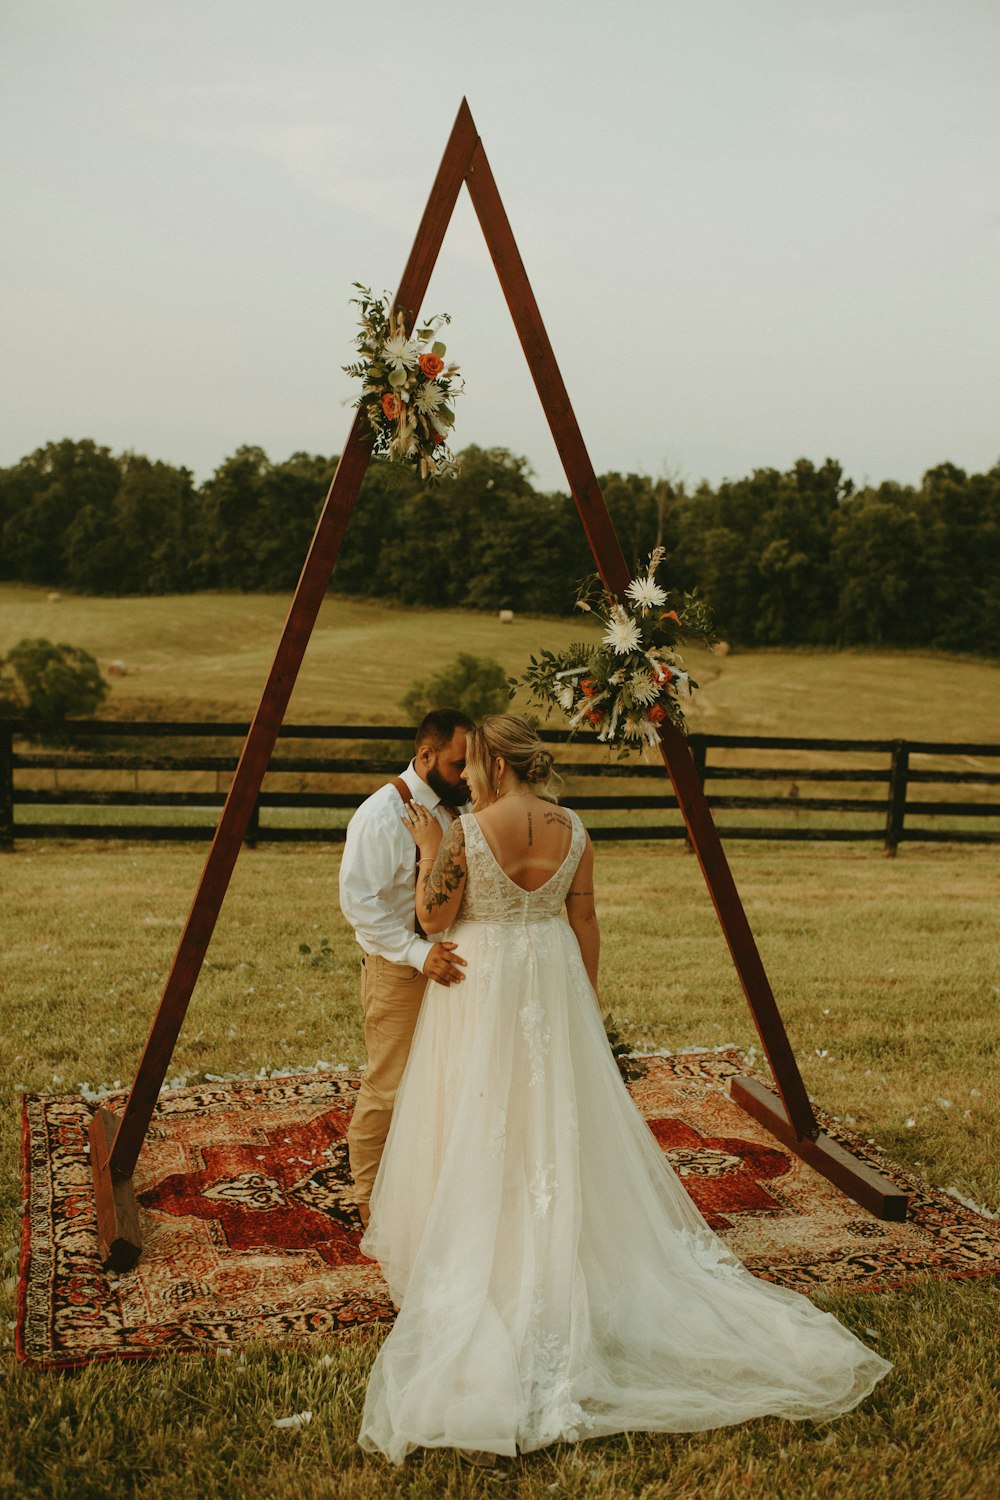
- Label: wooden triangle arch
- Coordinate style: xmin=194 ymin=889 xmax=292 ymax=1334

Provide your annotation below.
xmin=88 ymin=99 xmax=906 ymax=1270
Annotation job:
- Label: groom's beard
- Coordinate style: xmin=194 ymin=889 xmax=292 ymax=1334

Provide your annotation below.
xmin=426 ymin=766 xmax=468 ymax=808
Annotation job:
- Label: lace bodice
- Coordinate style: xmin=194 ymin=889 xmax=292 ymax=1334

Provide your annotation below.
xmin=458 ymin=811 xmax=586 ymax=924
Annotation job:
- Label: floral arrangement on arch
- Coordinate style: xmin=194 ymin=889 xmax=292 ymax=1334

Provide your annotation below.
xmin=516 ymin=549 xmax=715 ymax=750
xmin=343 ymin=284 xmax=462 ymax=481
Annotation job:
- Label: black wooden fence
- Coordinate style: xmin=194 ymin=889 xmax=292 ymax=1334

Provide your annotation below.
xmin=1 ymin=719 xmax=998 ymax=854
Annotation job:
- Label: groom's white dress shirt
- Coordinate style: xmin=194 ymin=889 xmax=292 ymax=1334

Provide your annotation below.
xmin=339 ymin=760 xmax=459 ymax=973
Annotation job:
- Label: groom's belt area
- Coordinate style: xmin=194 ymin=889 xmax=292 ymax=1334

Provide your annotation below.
xmin=360 ymin=953 xmax=422 ymax=977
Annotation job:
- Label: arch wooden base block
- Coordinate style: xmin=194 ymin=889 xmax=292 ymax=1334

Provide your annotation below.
xmin=88 ymin=1107 xmax=142 ymax=1272
xmin=729 ymin=1076 xmax=908 ymax=1221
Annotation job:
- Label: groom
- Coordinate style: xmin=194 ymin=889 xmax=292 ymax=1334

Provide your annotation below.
xmin=339 ymin=707 xmax=474 ymax=1225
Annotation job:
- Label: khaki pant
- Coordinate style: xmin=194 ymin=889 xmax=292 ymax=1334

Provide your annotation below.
xmin=347 ymin=952 xmax=427 ymax=1206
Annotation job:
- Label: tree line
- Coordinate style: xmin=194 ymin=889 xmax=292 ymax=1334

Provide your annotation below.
xmin=1 ymin=438 xmax=997 ymax=654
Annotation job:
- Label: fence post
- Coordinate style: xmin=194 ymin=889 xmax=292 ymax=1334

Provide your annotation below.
xmin=884 ymin=740 xmax=909 ymax=857
xmin=685 ymin=734 xmax=708 ymax=853
xmin=0 ymin=723 xmax=14 ymax=852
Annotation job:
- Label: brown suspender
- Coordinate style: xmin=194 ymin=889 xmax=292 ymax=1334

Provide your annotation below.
xmin=389 ymin=778 xmax=426 ymax=939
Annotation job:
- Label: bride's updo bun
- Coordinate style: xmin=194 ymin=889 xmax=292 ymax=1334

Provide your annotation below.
xmin=525 ymin=745 xmax=555 ymax=786
xmin=465 ymin=714 xmax=562 ymax=805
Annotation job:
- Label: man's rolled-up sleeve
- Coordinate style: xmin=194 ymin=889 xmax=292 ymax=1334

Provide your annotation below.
xmin=339 ymin=800 xmax=432 ymax=972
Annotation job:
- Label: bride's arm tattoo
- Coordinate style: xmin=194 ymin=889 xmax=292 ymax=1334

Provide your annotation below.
xmin=419 ymin=820 xmax=467 ymax=915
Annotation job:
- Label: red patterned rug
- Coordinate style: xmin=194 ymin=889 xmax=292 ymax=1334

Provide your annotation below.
xmin=18 ymin=1051 xmax=1000 ymax=1369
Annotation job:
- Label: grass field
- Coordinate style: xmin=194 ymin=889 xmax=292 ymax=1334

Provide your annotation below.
xmin=2 ymin=586 xmax=999 ymax=1495
xmin=2 ymin=582 xmax=999 ymax=740
xmin=2 ymin=838 xmax=999 ymax=1498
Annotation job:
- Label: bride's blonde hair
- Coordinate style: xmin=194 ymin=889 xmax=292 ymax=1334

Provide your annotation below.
xmin=465 ymin=714 xmax=561 ymax=805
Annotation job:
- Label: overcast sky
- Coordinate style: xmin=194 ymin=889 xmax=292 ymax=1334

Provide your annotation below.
xmin=2 ymin=0 xmax=997 ymax=495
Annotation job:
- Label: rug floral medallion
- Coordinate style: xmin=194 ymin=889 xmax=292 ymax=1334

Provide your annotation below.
xmin=18 ymin=1051 xmax=1000 ymax=1369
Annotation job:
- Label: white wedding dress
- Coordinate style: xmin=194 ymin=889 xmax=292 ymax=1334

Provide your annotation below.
xmin=358 ymin=811 xmax=890 ymax=1462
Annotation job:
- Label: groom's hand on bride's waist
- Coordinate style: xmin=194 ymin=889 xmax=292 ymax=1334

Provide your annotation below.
xmin=423 ymin=941 xmax=467 ymax=985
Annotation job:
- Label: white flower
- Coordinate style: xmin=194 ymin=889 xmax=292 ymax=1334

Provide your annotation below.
xmin=601 ymin=607 xmax=642 ymax=655
xmin=625 ymin=575 xmax=667 ymax=610
xmin=413 ymin=380 xmax=445 ymax=415
xmin=382 ymin=333 xmax=418 ymax=372
xmin=623 ymin=714 xmax=660 ymax=745
xmin=274 ymin=1411 xmax=312 ymax=1431
xmin=556 ymin=683 xmax=576 ymax=710
xmin=627 ymin=671 xmax=659 ymax=706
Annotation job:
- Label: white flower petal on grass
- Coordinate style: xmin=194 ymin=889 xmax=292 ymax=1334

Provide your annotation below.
xmin=625 ymin=576 xmax=667 ymax=610
xmin=601 ymin=608 xmax=642 ymax=655
xmin=274 ymin=1411 xmax=313 ymax=1431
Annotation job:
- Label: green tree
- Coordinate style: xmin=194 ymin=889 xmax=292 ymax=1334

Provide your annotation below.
xmin=398 ymin=652 xmax=510 ymax=722
xmin=0 ymin=638 xmax=107 ymax=725
xmin=1 ymin=439 xmax=121 ymax=584
xmin=832 ymin=488 xmax=928 ymax=646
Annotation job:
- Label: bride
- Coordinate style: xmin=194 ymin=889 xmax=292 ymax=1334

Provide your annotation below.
xmin=358 ymin=714 xmax=890 ymax=1463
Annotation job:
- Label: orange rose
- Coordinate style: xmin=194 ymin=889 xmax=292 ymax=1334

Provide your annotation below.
xmin=647 ymin=703 xmax=667 ymax=724
xmin=382 ymin=392 xmax=401 ymax=419
xmin=659 ymin=609 xmax=681 ymax=625
xmin=431 ymin=430 xmax=445 ymax=447
xmin=418 ymin=352 xmax=445 ymax=378
xmin=581 ymin=678 xmax=596 ymax=697
xmin=651 ymin=662 xmax=674 ymax=685
xmin=585 ymin=708 xmax=604 ymax=726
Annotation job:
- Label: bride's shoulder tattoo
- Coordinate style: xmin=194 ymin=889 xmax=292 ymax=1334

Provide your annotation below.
xmin=422 ymin=820 xmax=467 ymax=911
xmin=544 ymin=810 xmax=572 ymax=830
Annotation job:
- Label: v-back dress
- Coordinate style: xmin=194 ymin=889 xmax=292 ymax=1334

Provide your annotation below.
xmin=358 ymin=811 xmax=890 ymax=1462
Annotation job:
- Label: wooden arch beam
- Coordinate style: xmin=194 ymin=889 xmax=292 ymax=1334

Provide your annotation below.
xmin=89 ymin=99 xmax=904 ymax=1271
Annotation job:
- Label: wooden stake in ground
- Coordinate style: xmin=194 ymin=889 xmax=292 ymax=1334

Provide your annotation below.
xmin=89 ymin=99 xmax=905 ymax=1273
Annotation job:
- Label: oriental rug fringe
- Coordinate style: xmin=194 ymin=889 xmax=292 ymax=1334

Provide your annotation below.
xmin=17 ymin=1050 xmax=1000 ymax=1369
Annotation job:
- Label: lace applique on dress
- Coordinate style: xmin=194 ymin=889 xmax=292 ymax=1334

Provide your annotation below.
xmin=529 ymin=1163 xmax=558 ymax=1218
xmin=678 ymin=1227 xmax=746 ymax=1280
xmin=520 ymin=996 xmax=551 ymax=1085
xmin=521 ymin=1292 xmax=594 ymax=1447
xmin=458 ymin=811 xmax=586 ymax=925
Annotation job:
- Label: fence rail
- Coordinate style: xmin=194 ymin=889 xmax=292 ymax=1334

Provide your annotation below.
xmin=1 ymin=719 xmax=998 ymax=854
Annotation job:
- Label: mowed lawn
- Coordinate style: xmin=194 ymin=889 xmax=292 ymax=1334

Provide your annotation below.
xmin=1 ymin=585 xmax=999 ymax=1496
xmin=2 ymin=837 xmax=999 ymax=1499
